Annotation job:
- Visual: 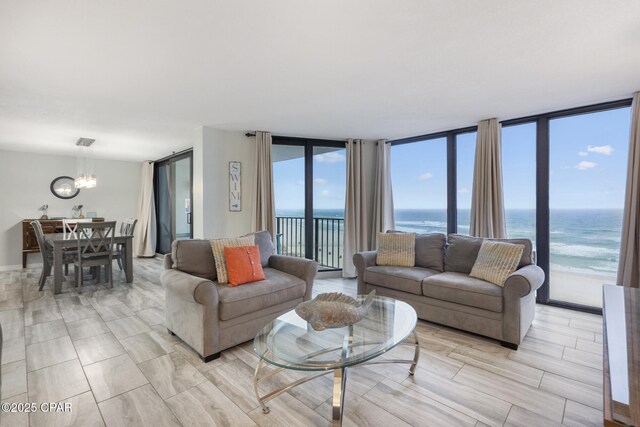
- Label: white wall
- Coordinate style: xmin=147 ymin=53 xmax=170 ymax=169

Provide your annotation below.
xmin=0 ymin=149 xmax=141 ymax=269
xmin=193 ymin=127 xmax=255 ymax=239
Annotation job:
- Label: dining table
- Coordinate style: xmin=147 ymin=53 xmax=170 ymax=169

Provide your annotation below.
xmin=44 ymin=232 xmax=134 ymax=294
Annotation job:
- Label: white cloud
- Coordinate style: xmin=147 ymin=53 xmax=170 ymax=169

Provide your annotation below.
xmin=587 ymin=145 xmax=613 ymax=155
xmin=418 ymin=172 xmax=433 ymax=181
xmin=322 ymin=190 xmax=331 ymax=197
xmin=575 ymin=161 xmax=597 ymax=170
xmin=578 ymin=151 xmax=588 ymax=157
xmin=458 ymin=187 xmax=470 ymax=194
xmin=315 ymin=152 xmax=345 ymax=163
xmin=313 ymin=178 xmax=328 ymax=185
xmin=297 ymin=180 xmax=304 ymax=186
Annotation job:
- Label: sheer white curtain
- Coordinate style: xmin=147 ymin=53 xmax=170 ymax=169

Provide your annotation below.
xmin=252 ymin=131 xmax=276 ymax=239
xmin=617 ymin=92 xmax=640 ymax=288
xmin=343 ymin=139 xmax=368 ymax=277
xmin=371 ymin=140 xmax=395 ymax=248
xmin=470 ymin=118 xmax=507 ymax=238
xmin=135 ymin=161 xmax=157 ymax=257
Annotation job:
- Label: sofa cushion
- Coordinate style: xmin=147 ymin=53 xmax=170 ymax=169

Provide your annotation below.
xmin=364 ymin=265 xmax=437 ymax=295
xmin=422 ymin=272 xmax=503 ymax=312
xmin=171 ymin=239 xmax=217 ymax=281
xmin=376 ymin=233 xmax=415 ymax=267
xmin=445 ymin=234 xmax=533 ymax=274
xmin=217 ymin=268 xmax=305 ymax=321
xmin=244 ymin=231 xmax=274 ymax=268
xmin=415 ymin=233 xmax=446 ymax=272
xmin=469 ymin=240 xmax=524 ymax=286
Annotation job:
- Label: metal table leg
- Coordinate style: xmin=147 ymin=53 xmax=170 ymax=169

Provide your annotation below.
xmin=409 ymin=329 xmax=420 ymax=375
xmin=332 ymin=367 xmax=347 ymax=426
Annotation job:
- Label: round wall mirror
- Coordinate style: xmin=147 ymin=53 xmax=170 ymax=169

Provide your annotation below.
xmin=50 ymin=176 xmax=80 ymax=199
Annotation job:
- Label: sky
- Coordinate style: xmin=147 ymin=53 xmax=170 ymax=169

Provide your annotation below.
xmin=273 ymin=105 xmax=632 ymax=213
xmin=273 ymin=147 xmax=346 ymax=212
xmin=392 ymin=106 xmax=631 ymax=210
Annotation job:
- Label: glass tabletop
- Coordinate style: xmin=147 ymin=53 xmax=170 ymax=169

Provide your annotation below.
xmin=254 ymin=296 xmax=417 ymax=371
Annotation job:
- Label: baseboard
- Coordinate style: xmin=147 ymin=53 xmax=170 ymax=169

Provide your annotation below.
xmin=317 ymin=270 xmax=343 ymax=279
xmin=0 ymin=262 xmax=43 ymax=272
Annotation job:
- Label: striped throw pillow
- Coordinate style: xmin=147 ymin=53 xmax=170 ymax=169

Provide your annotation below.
xmin=469 ymin=240 xmax=524 ymax=287
xmin=210 ymin=235 xmax=255 ymax=284
xmin=376 ymin=233 xmax=416 ymax=267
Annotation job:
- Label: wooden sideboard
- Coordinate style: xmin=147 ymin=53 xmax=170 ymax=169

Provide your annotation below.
xmin=603 ymin=285 xmax=640 ymax=426
xmin=21 ymin=218 xmax=104 ymax=268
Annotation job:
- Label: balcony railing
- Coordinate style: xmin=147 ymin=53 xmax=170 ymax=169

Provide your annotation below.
xmin=276 ymin=216 xmax=344 ymax=270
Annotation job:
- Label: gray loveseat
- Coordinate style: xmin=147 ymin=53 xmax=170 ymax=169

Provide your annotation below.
xmin=162 ymin=231 xmax=318 ymax=361
xmin=354 ymin=233 xmax=544 ymax=349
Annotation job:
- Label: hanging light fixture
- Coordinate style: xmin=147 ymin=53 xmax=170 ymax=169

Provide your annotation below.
xmin=75 ymin=138 xmax=97 ymax=189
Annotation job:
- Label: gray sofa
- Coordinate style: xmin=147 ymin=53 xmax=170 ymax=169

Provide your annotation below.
xmin=354 ymin=233 xmax=544 ymax=349
xmin=161 ymin=231 xmax=318 ymax=361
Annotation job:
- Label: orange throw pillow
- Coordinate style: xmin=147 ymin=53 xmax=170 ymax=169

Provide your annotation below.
xmin=224 ymin=245 xmax=266 ymax=286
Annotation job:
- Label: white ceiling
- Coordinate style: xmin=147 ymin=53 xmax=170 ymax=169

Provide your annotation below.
xmin=1 ymin=0 xmax=639 ymax=161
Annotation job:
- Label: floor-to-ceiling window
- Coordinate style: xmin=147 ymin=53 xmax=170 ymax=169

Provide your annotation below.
xmin=272 ymin=137 xmax=345 ymax=270
xmin=154 ymin=151 xmax=193 ymax=254
xmin=455 ymin=131 xmax=477 ymax=235
xmin=391 ymin=137 xmax=448 ymax=234
xmin=502 ymin=122 xmax=537 ymax=243
xmin=388 ymin=99 xmax=632 ymax=313
xmin=548 ymin=107 xmax=631 ymax=308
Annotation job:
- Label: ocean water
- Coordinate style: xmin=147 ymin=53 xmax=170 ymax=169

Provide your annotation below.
xmin=396 ymin=209 xmax=622 ymax=276
xmin=276 ymin=208 xmax=623 ymax=276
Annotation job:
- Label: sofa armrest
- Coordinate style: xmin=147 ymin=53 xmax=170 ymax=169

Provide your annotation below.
xmin=161 ymin=269 xmax=219 ymax=306
xmin=268 ymin=255 xmax=318 ymax=301
xmin=353 ymin=251 xmax=378 ymax=295
xmin=503 ymin=265 xmax=545 ymax=299
xmin=163 ymin=253 xmax=173 ymax=270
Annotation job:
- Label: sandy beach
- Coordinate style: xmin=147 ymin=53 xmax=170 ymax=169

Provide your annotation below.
xmin=547 ymin=265 xmax=616 ymax=307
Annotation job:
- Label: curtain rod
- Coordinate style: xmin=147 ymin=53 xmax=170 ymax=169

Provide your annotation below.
xmin=247 ymin=132 xmax=385 ymax=143
xmin=154 ymin=147 xmax=193 ymax=163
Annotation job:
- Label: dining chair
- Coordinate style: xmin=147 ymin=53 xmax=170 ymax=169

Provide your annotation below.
xmin=74 ymin=221 xmax=116 ymax=292
xmin=62 ymin=218 xmax=92 ymax=239
xmin=31 ymin=220 xmax=75 ymax=291
xmin=115 ymin=218 xmax=137 ymax=271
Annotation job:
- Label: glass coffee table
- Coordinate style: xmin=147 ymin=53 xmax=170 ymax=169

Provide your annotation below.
xmin=253 ymin=296 xmax=419 ymax=426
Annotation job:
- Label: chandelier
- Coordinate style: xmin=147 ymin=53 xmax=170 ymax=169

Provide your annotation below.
xmin=75 ymin=138 xmax=97 ymax=189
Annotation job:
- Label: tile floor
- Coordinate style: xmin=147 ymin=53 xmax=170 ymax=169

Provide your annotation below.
xmin=0 ymin=257 xmax=604 ymax=426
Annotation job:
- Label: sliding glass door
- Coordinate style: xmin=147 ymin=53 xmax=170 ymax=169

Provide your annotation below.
xmin=272 ymin=138 xmax=345 ymax=270
xmin=272 ymin=145 xmax=306 ymax=258
xmin=154 ymin=151 xmax=193 ymax=254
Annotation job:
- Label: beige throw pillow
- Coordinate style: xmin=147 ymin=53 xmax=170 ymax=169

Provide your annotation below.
xmin=469 ymin=240 xmax=524 ymax=287
xmin=376 ymin=233 xmax=416 ymax=267
xmin=210 ymin=235 xmax=255 ymax=284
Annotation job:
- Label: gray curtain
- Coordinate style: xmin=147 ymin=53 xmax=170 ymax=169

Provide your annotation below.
xmin=135 ymin=161 xmax=157 ymax=257
xmin=470 ymin=118 xmax=506 ymax=238
xmin=343 ymin=139 xmax=368 ymax=277
xmin=371 ymin=140 xmax=395 ymax=248
xmin=252 ymin=131 xmax=276 ymax=240
xmin=617 ymin=92 xmax=640 ymax=288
